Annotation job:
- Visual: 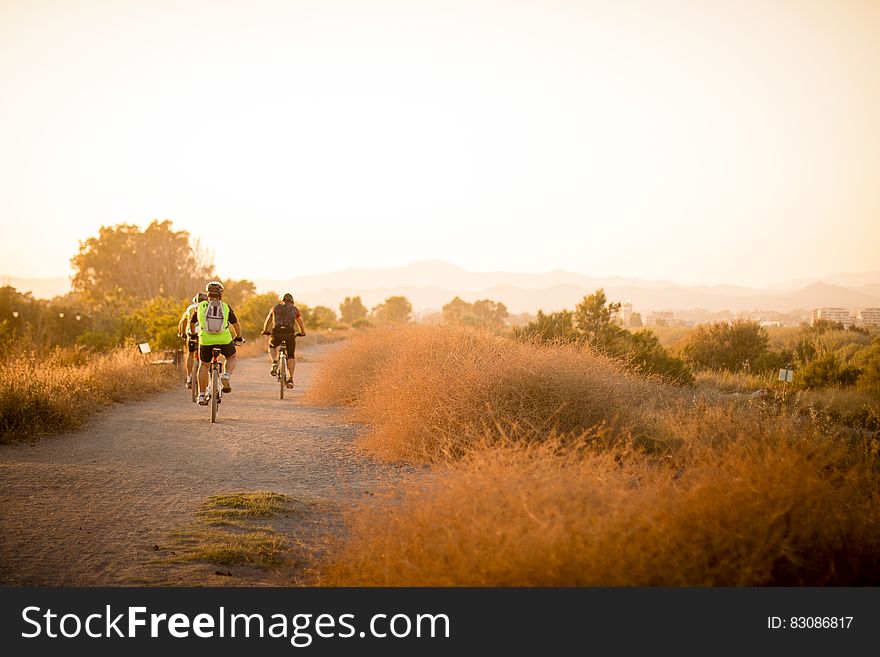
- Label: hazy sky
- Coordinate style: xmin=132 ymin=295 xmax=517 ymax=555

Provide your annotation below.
xmin=1 ymin=0 xmax=878 ymax=286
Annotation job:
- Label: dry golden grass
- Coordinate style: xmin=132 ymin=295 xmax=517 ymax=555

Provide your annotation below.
xmin=306 ymin=327 xmax=407 ymax=406
xmin=312 ymin=326 xmax=880 ymax=586
xmin=307 ymin=326 xmax=674 ymax=462
xmin=0 ymin=347 xmax=177 ymax=443
xmin=322 ymin=428 xmax=880 ymax=586
xmin=695 ymin=370 xmax=880 ymax=430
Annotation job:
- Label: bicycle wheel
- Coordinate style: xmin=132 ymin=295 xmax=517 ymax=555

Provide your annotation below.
xmin=211 ymin=367 xmax=220 ymax=423
xmin=279 ymin=355 xmax=286 ymax=399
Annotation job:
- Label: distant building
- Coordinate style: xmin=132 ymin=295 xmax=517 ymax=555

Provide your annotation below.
xmin=615 ymin=301 xmax=633 ymax=325
xmin=647 ymin=311 xmax=674 ymax=327
xmin=857 ymin=308 xmax=880 ymax=327
xmin=811 ymin=307 xmax=853 ymax=327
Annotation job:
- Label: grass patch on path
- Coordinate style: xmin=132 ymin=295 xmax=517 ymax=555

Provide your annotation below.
xmin=161 ymin=491 xmax=299 ymax=568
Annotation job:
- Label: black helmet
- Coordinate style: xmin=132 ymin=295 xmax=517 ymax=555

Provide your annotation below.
xmin=206 ymin=281 xmax=224 ymax=296
xmin=282 ymin=293 xmax=294 ymax=302
xmin=192 ymin=292 xmax=208 ymax=304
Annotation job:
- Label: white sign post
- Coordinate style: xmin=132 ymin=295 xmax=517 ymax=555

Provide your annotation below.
xmin=778 ymin=366 xmax=794 ymax=400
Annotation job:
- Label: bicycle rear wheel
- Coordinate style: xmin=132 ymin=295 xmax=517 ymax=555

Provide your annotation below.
xmin=211 ymin=367 xmax=220 ymax=423
xmin=279 ymin=355 xmax=286 ymax=399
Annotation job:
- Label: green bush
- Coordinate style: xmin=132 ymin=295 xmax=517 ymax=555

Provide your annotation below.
xmin=795 ymin=354 xmax=861 ymax=390
xmin=681 ymin=321 xmax=769 ymax=372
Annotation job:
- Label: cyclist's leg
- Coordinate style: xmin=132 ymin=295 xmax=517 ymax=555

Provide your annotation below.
xmin=185 ymin=338 xmax=196 ymax=381
xmin=215 ymin=342 xmax=235 ymax=377
xmin=197 ymin=345 xmax=211 ymax=393
xmin=288 ymin=339 xmax=297 ymax=382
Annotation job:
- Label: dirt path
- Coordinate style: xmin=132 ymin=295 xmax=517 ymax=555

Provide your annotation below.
xmin=0 ymin=345 xmax=401 ymax=586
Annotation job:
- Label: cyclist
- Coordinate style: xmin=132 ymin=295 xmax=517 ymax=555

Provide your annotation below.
xmin=190 ymin=281 xmax=243 ymax=405
xmin=261 ymin=292 xmax=306 ymax=388
xmin=177 ymin=292 xmax=207 ymax=389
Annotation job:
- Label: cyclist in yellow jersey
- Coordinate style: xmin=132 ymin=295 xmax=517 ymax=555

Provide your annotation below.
xmin=177 ymin=292 xmax=207 ymax=389
xmin=189 ymin=281 xmax=243 ymax=405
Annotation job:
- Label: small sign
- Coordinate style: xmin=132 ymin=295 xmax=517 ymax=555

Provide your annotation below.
xmin=137 ymin=343 xmax=151 ymax=354
xmin=778 ymin=368 xmax=793 ymax=383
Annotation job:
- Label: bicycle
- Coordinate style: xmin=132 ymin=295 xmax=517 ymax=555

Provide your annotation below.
xmin=203 ymin=337 xmax=244 ymax=422
xmin=265 ymin=331 xmax=304 ymax=399
xmin=205 ymin=347 xmax=223 ymax=423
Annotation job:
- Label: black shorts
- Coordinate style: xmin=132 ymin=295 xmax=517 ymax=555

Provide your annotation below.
xmin=199 ymin=342 xmax=237 ymax=363
xmin=270 ymin=328 xmax=297 ymax=353
xmin=187 ymin=336 xmax=199 ymax=353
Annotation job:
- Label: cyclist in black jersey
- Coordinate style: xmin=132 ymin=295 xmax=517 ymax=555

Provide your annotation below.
xmin=262 ymin=293 xmax=306 ymax=386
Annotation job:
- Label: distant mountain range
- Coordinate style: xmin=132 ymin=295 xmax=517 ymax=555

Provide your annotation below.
xmin=253 ymin=262 xmax=880 ymax=315
xmin=5 ymin=263 xmax=880 ymax=316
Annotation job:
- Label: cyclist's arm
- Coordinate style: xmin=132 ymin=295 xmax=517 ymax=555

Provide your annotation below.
xmin=231 ymin=322 xmax=242 ymax=339
xmin=296 ymin=315 xmax=306 ymax=335
xmin=262 ymin=308 xmax=274 ymax=333
xmin=177 ymin=311 xmax=189 ymax=337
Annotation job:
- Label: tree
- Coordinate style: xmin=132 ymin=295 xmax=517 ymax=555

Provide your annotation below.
xmin=628 ymin=312 xmax=643 ymax=328
xmin=471 ymin=299 xmax=509 ymax=329
xmin=371 ymin=296 xmax=412 ymax=326
xmin=442 ymin=296 xmax=471 ymax=325
xmin=308 ymin=306 xmax=338 ymax=329
xmin=681 ymin=321 xmax=770 ymax=371
xmin=71 ymin=220 xmax=213 ymax=309
xmin=575 ymin=289 xmax=621 ymax=344
xmin=442 ymin=296 xmax=508 ymax=329
xmin=623 ymin=330 xmax=693 ymax=384
xmin=220 ymin=279 xmax=257 ymax=307
xmin=121 ymin=296 xmax=182 ymax=350
xmin=237 ymin=292 xmax=280 ymax=337
xmin=852 ymin=340 xmax=880 ymax=394
xmin=574 ymin=289 xmax=624 ymax=350
xmin=513 ymin=310 xmax=576 ymax=343
xmin=795 ymin=354 xmax=861 ymax=389
xmin=339 ymin=296 xmax=368 ymax=325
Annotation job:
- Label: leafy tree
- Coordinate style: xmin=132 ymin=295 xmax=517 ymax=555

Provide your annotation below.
xmin=852 ymin=340 xmax=880 ymax=394
xmin=442 ymin=296 xmax=472 ymax=325
xmin=0 ymin=286 xmax=37 ymax=336
xmin=339 ymin=296 xmax=368 ymax=325
xmin=574 ymin=289 xmax=622 ymax=349
xmin=220 ymin=279 xmax=257 ymax=307
xmin=71 ymin=220 xmax=212 ymax=309
xmin=628 ymin=312 xmax=643 ymax=328
xmin=795 ymin=354 xmax=861 ymax=389
xmin=371 ymin=296 xmax=412 ymax=326
xmin=443 ymin=296 xmax=508 ymax=329
xmin=237 ymin=292 xmax=280 ymax=338
xmin=623 ymin=330 xmax=694 ymax=384
xmin=513 ymin=310 xmax=576 ymax=343
xmin=471 ymin=299 xmax=508 ymax=329
xmin=121 ymin=296 xmax=182 ymax=350
xmin=308 ymin=306 xmax=338 ymax=329
xmin=681 ymin=321 xmax=770 ymax=371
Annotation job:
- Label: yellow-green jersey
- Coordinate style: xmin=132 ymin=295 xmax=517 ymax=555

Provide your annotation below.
xmin=192 ymin=300 xmax=238 ymax=345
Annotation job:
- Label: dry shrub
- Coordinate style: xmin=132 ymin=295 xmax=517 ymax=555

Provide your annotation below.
xmin=322 ymin=429 xmax=880 ymax=586
xmin=0 ymin=347 xmax=177 ymax=442
xmin=308 ymin=326 xmax=673 ymax=462
xmin=305 ymin=328 xmax=407 ymax=406
xmin=311 ymin=326 xmax=880 ymax=585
